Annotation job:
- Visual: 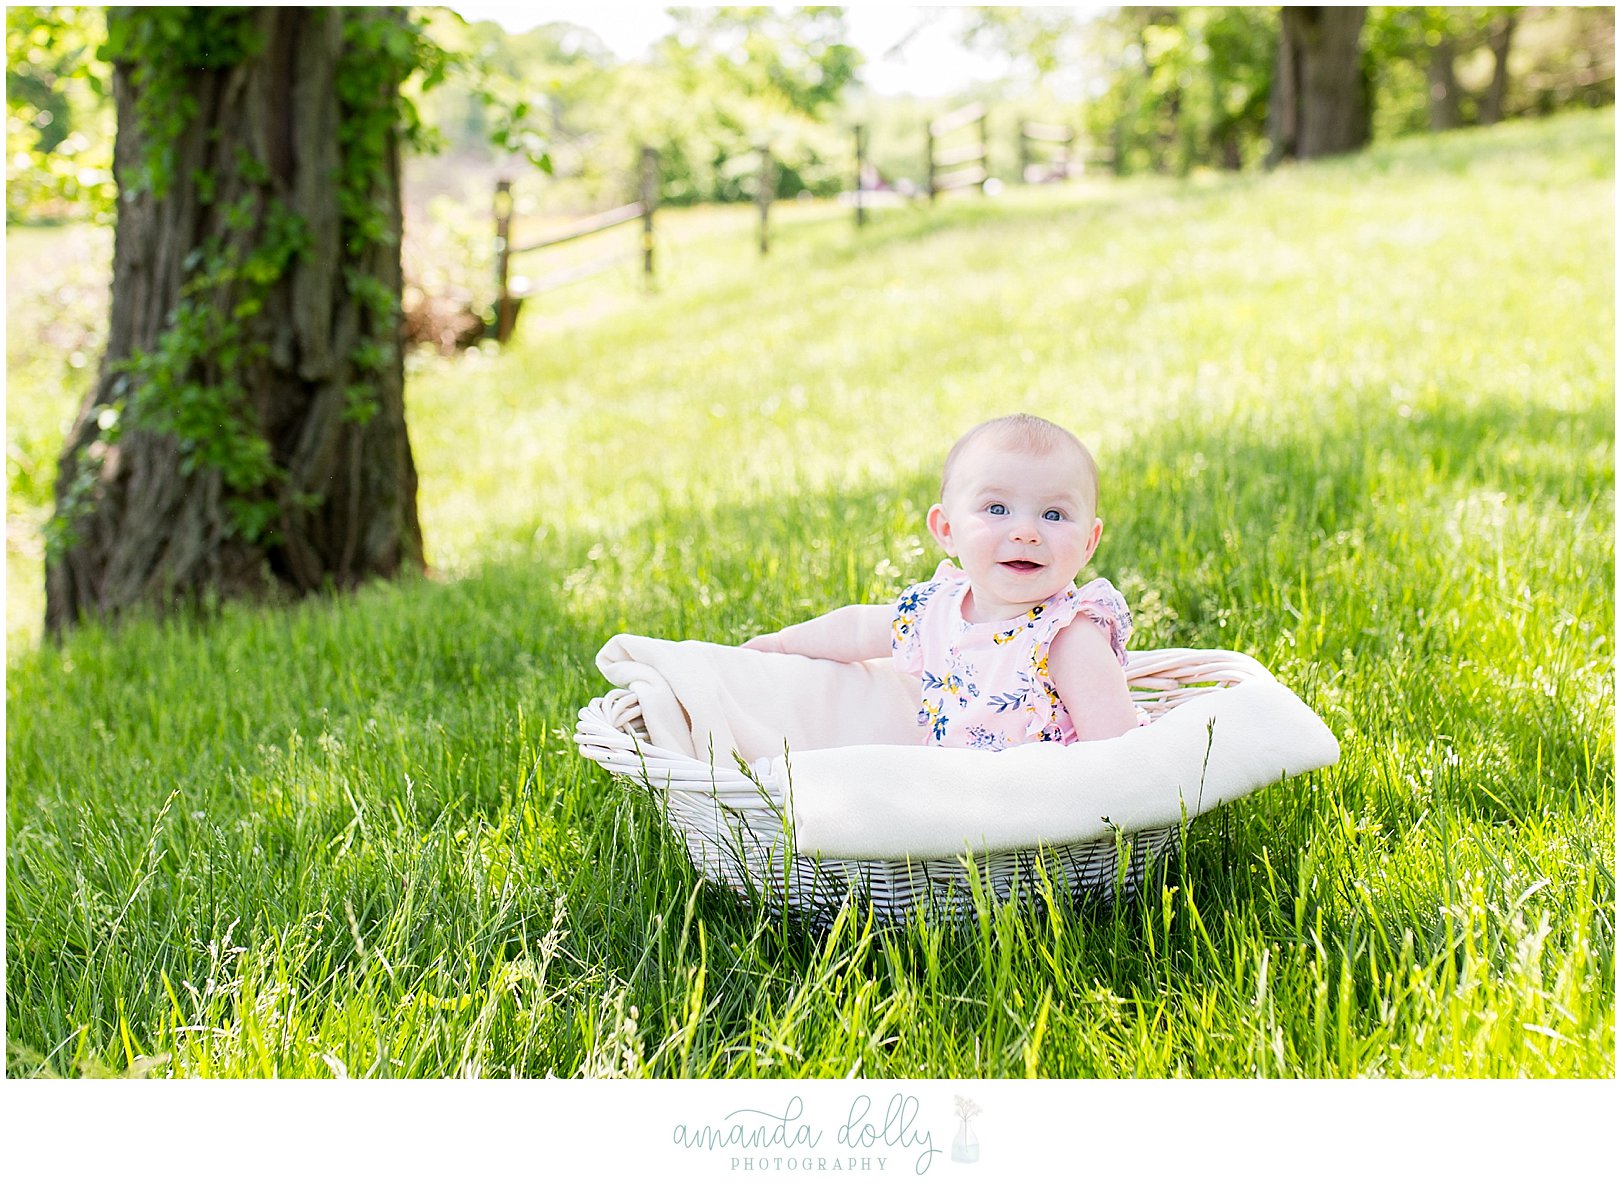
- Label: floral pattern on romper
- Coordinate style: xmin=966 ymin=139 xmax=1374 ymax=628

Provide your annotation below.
xmin=891 ymin=560 xmax=1138 ymax=750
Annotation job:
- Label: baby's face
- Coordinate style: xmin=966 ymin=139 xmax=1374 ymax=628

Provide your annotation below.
xmin=928 ymin=440 xmax=1102 ymax=623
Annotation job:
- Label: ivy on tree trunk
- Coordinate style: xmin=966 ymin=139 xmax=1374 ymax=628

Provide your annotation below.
xmin=46 ymin=6 xmax=425 ymax=632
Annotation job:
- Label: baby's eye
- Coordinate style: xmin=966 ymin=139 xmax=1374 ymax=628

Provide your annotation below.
xmin=1043 ymin=509 xmax=1065 ymax=522
xmin=986 ymin=502 xmax=1008 ymax=516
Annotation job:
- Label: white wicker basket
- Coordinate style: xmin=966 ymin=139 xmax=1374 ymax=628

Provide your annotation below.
xmin=575 ymin=647 xmax=1271 ymax=925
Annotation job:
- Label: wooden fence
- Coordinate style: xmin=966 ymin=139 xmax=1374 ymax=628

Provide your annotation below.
xmin=926 ymin=101 xmax=989 ymax=201
xmin=486 ymin=109 xmax=1094 ymax=342
xmin=1019 ymin=119 xmax=1075 ymax=183
xmin=491 ymin=146 xmax=658 ymax=343
xmin=755 ymin=126 xmax=913 ymax=253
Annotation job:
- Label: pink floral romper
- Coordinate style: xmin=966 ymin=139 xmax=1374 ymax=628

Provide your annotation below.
xmin=891 ymin=560 xmax=1139 ymax=751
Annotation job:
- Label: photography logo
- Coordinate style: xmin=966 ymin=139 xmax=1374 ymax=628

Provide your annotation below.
xmin=669 ymin=1092 xmax=946 ymax=1176
xmin=949 ymin=1095 xmax=981 ymax=1164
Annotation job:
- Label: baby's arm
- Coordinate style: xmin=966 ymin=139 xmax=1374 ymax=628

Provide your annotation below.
xmin=1048 ymin=620 xmax=1140 ymax=741
xmin=742 ymin=604 xmax=893 ymax=662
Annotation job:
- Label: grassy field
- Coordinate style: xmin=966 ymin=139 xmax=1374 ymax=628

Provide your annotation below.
xmin=5 ymin=110 xmax=1613 ymax=1078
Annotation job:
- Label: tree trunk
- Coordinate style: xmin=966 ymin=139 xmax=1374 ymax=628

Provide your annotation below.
xmin=1268 ymin=6 xmax=1370 ymax=164
xmin=46 ymin=8 xmax=423 ymax=633
xmin=1479 ymin=14 xmax=1518 ymax=125
xmin=1427 ymin=37 xmax=1464 ymax=130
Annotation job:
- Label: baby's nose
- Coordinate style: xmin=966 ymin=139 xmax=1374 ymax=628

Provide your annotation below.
xmin=1010 ymin=519 xmax=1041 ymax=542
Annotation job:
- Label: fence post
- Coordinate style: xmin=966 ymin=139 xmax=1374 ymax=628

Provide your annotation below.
xmin=639 ymin=145 xmax=658 ymax=291
xmin=978 ymin=108 xmax=990 ymax=195
xmin=854 ymin=124 xmax=867 ymax=229
xmin=926 ymin=122 xmax=936 ymax=203
xmin=756 ymin=142 xmax=772 ymax=256
xmin=492 ymin=178 xmax=516 ymax=343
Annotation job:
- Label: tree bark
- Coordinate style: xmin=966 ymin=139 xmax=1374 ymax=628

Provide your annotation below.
xmin=1268 ymin=6 xmax=1370 ymax=164
xmin=1479 ymin=14 xmax=1518 ymax=125
xmin=46 ymin=8 xmax=423 ymax=633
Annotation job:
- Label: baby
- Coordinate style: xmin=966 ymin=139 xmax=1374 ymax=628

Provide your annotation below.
xmin=744 ymin=414 xmax=1142 ymax=747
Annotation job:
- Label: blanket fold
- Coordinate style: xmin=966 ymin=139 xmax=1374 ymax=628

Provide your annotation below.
xmin=593 ymin=634 xmax=1340 ymax=861
xmin=594 ymin=634 xmax=919 ymax=760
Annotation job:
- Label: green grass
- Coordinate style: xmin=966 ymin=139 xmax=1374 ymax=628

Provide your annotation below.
xmin=6 ymin=110 xmax=1613 ymax=1077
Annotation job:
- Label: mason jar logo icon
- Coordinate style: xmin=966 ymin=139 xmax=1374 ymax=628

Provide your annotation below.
xmin=951 ymin=1096 xmax=981 ymax=1163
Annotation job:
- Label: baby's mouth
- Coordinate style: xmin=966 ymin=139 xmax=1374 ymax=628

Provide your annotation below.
xmin=1000 ymin=560 xmax=1043 ymax=573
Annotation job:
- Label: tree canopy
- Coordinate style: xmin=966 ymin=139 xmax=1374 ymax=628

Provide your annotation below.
xmin=6 ymin=5 xmax=114 ymax=222
xmin=9 ymin=4 xmax=1615 ymax=228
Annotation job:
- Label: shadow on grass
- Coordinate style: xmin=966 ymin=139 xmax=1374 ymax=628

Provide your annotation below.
xmin=541 ymin=382 xmax=1609 ymax=1021
xmin=6 ymin=376 xmax=1610 ymax=1075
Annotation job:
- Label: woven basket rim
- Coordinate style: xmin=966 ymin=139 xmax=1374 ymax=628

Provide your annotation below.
xmin=575 ymin=645 xmax=1271 ymax=793
xmin=573 ymin=645 xmax=1271 ymax=922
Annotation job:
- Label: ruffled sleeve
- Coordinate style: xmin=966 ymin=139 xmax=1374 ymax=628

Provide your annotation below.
xmin=1072 ymin=577 xmax=1134 ymax=668
xmin=890 ymin=561 xmax=961 ymax=677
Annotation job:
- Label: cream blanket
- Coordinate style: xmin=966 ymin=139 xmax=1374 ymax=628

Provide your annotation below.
xmin=594 ymin=634 xmax=1340 ymax=861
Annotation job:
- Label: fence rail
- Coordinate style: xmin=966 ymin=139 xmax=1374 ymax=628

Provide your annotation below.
xmin=1019 ymin=119 xmax=1076 ymax=184
xmin=520 ymin=254 xmax=625 ymax=296
xmin=484 ymin=109 xmax=1094 ymax=343
xmin=927 ymin=101 xmax=990 ymax=202
xmin=933 ymin=142 xmax=988 ymax=168
xmin=492 ymin=146 xmax=659 ymax=343
xmin=933 ymin=164 xmax=988 ymax=193
xmin=1022 ymin=120 xmax=1073 ymax=142
xmin=929 ymin=101 xmax=987 ymax=137
xmin=512 ymin=202 xmax=645 ymax=254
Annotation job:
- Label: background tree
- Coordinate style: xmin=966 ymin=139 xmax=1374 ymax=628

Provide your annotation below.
xmin=1081 ymin=7 xmax=1274 ymax=175
xmin=642 ymin=5 xmax=861 ymax=203
xmin=1512 ymin=6 xmax=1614 ymax=116
xmin=408 ymin=7 xmax=862 ymax=210
xmin=1364 ymin=7 xmax=1521 ymax=134
xmin=1268 ymin=6 xmax=1372 ymax=163
xmin=960 ymin=4 xmax=1090 ymax=79
xmin=45 ymin=7 xmax=438 ymax=631
xmin=407 ymin=12 xmax=603 ymax=201
xmin=982 ymin=5 xmax=1605 ymax=176
xmin=5 ymin=6 xmax=115 ymax=223
xmin=1478 ymin=9 xmax=1520 ymax=124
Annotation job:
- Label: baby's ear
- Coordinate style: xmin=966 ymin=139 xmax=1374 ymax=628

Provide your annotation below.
xmin=926 ymin=504 xmax=954 ymax=553
xmin=1083 ymin=516 xmax=1103 ymax=561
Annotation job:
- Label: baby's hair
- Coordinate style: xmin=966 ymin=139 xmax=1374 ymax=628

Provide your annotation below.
xmin=940 ymin=414 xmax=1100 ymax=511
